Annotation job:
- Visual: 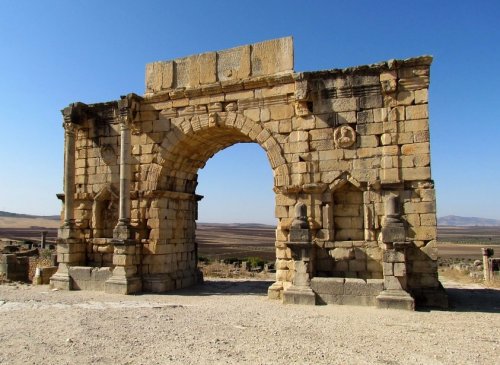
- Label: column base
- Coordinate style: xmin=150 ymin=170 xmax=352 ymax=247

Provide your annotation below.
xmin=376 ymin=289 xmax=415 ymax=310
xmin=267 ymin=282 xmax=283 ymax=300
xmin=105 ymin=275 xmax=142 ymax=294
xmin=49 ymin=264 xmax=72 ymax=290
xmin=283 ymin=286 xmax=316 ymax=305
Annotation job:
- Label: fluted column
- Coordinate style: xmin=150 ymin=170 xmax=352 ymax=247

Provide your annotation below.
xmin=62 ymin=122 xmax=77 ymax=228
xmin=119 ymin=120 xmax=131 ymax=226
xmin=113 ymin=98 xmax=133 ymax=240
xmin=106 ymin=94 xmax=142 ymax=294
xmin=51 ymin=103 xmax=86 ymax=290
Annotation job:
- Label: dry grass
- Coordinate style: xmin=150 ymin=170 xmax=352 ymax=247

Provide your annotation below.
xmin=439 ymin=267 xmax=500 ymax=288
xmin=200 ymin=261 xmax=274 ymax=280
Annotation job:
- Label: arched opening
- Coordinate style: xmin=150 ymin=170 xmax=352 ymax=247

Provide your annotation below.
xmin=196 ymin=143 xmax=276 ymax=274
xmin=139 ymin=114 xmax=287 ymax=292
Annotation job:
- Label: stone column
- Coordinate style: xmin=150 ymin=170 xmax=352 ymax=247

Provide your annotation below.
xmin=113 ymin=113 xmax=132 ymax=240
xmin=40 ymin=231 xmax=48 ymax=249
xmin=106 ymin=94 xmax=142 ymax=295
xmin=51 ymin=103 xmax=87 ymax=290
xmin=62 ymin=122 xmax=77 ymax=229
xmin=482 ymin=248 xmax=494 ymax=282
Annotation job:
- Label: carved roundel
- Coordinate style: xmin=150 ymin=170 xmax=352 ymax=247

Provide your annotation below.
xmin=333 ymin=125 xmax=356 ymax=148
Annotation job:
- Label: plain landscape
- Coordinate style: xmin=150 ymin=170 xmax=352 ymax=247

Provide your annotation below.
xmin=2 ymin=212 xmax=499 ymax=262
xmin=0 ymin=213 xmax=499 ymax=364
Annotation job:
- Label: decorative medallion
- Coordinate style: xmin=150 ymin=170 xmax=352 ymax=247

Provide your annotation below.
xmin=333 ymin=125 xmax=356 ymax=148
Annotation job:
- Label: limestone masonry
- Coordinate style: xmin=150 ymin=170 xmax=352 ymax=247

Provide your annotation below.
xmin=51 ymin=37 xmax=447 ymax=309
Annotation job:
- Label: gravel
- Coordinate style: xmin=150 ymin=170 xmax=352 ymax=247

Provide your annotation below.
xmin=0 ymin=278 xmax=498 ymax=365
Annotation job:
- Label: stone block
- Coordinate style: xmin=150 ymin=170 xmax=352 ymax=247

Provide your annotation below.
xmin=383 ymin=250 xmax=405 ymax=263
xmin=292 ymin=115 xmax=316 ymax=130
xmin=310 ymin=277 xmax=344 ymax=295
xmin=359 ymin=95 xmax=383 ymax=109
xmin=406 ymin=104 xmax=428 ymax=119
xmin=330 ymin=97 xmax=358 ymax=112
xmin=251 ymin=37 xmax=293 ymax=77
xmin=381 ymin=224 xmax=406 ymax=243
xmin=282 ymin=287 xmax=316 ymax=305
xmin=401 ymin=167 xmax=431 ymax=181
xmin=396 ymin=91 xmax=414 ymax=105
xmin=269 ymin=104 xmax=294 ymax=120
xmin=217 ymin=44 xmax=251 ymax=81
xmin=393 ymin=262 xmax=406 ymax=277
xmin=343 ymin=278 xmax=368 ymax=296
xmin=315 ymin=293 xmax=343 ymax=305
xmin=384 ymin=275 xmax=404 ymax=290
xmin=342 ymin=295 xmax=376 ymax=307
xmin=376 ymin=290 xmax=415 ymax=310
xmin=366 ymin=279 xmax=384 ymax=295
xmin=414 ymin=89 xmax=428 ymax=104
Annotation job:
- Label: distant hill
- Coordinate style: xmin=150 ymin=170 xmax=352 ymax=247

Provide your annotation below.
xmin=438 ymin=215 xmax=500 ymax=227
xmin=198 ymin=223 xmax=275 ymax=229
xmin=0 ymin=211 xmax=59 ymax=220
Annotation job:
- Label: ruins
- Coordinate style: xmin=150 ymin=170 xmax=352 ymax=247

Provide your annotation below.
xmin=50 ymin=37 xmax=447 ymax=309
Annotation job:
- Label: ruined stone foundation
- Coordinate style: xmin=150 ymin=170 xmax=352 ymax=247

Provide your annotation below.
xmin=51 ymin=37 xmax=448 ymax=309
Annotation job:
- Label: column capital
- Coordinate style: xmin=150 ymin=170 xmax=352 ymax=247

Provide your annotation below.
xmin=118 ymin=93 xmax=142 ymax=127
xmin=63 ymin=122 xmax=78 ymax=135
xmin=61 ymin=102 xmax=88 ymax=125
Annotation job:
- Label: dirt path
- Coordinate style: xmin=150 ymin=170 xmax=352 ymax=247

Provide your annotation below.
xmin=0 ymin=279 xmax=498 ymax=365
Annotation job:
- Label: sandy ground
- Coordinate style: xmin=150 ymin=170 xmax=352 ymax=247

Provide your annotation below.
xmin=0 ymin=278 xmax=498 ymax=365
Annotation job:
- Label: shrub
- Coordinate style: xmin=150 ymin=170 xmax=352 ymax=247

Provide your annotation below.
xmin=198 ymin=256 xmax=210 ymax=264
xmin=245 ymin=256 xmax=265 ymax=269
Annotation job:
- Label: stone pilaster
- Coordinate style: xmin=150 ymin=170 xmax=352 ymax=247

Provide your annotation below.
xmin=51 ymin=104 xmax=87 ymax=290
xmin=376 ymin=194 xmax=415 ymax=310
xmin=282 ymin=203 xmax=316 ymax=305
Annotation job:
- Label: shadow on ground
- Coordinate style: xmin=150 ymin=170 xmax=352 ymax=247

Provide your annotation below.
xmin=445 ymin=288 xmax=500 ymax=313
xmin=158 ymin=279 xmax=274 ymax=297
xmin=141 ymin=279 xmax=500 ymax=313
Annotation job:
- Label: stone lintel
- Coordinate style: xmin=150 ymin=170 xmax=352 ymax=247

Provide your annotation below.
xmin=145 ymin=37 xmax=294 ymax=94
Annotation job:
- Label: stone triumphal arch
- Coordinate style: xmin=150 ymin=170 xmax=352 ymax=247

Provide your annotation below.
xmin=51 ymin=37 xmax=447 ymax=309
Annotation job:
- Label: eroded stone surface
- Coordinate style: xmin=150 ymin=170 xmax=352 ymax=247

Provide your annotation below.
xmin=52 ymin=37 xmax=443 ymax=308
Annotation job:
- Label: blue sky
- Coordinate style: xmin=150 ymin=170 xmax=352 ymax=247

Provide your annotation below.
xmin=0 ymin=0 xmax=499 ymax=224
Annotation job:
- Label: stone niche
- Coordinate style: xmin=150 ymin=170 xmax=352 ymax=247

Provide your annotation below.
xmin=51 ymin=36 xmax=447 ymax=309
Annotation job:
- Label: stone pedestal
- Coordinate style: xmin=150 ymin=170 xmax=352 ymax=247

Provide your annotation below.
xmin=50 ymin=226 xmax=85 ymax=290
xmin=376 ymin=289 xmax=415 ymax=310
xmin=104 ymin=239 xmax=141 ymax=294
xmin=376 ymin=242 xmax=415 ymax=310
xmin=282 ymin=285 xmax=316 ymax=305
xmin=50 ymin=263 xmax=73 ymax=290
xmin=283 ymin=235 xmax=316 ymax=305
xmin=282 ymin=258 xmax=316 ymax=304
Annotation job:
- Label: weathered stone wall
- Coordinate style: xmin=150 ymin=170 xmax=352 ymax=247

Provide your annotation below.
xmin=52 ymin=37 xmax=445 ymax=308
